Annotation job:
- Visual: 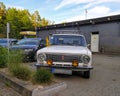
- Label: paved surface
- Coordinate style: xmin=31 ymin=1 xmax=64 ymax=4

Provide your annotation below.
xmin=0 ymin=79 xmax=21 ymax=96
xmin=55 ymin=54 xmax=120 ymax=96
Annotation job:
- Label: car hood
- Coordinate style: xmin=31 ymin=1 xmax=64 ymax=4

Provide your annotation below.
xmin=37 ymin=45 xmax=91 ymax=55
xmin=10 ymin=45 xmax=38 ymax=50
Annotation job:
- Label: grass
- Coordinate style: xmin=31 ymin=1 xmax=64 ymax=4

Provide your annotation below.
xmin=8 ymin=50 xmax=32 ymax=80
xmin=0 ymin=46 xmax=7 ymax=68
xmin=32 ymin=68 xmax=53 ymax=84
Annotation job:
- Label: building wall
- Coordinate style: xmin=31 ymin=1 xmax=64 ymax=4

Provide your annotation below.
xmin=37 ymin=22 xmax=120 ymax=53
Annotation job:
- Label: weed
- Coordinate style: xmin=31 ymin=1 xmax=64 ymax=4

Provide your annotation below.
xmin=32 ymin=68 xmax=53 ymax=84
xmin=8 ymin=50 xmax=31 ymax=80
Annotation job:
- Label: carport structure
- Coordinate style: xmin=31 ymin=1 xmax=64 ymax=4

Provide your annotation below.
xmin=20 ymin=31 xmax=36 ymax=38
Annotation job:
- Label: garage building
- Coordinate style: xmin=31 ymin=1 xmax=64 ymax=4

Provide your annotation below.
xmin=36 ymin=14 xmax=120 ymax=53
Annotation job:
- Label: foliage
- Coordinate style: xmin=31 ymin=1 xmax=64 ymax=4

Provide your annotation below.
xmin=0 ymin=2 xmax=6 ymax=35
xmin=0 ymin=2 xmax=54 ymax=38
xmin=10 ymin=65 xmax=31 ymax=80
xmin=32 ymin=69 xmax=53 ymax=84
xmin=31 ymin=10 xmax=42 ymax=27
xmin=0 ymin=46 xmax=7 ymax=68
xmin=8 ymin=50 xmax=23 ymax=65
xmin=8 ymin=50 xmax=31 ymax=80
xmin=6 ymin=8 xmax=34 ymax=38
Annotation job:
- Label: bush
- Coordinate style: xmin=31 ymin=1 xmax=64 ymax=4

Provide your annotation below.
xmin=8 ymin=50 xmax=23 ymax=64
xmin=11 ymin=65 xmax=31 ymax=80
xmin=32 ymin=69 xmax=53 ymax=84
xmin=8 ymin=50 xmax=31 ymax=80
xmin=0 ymin=46 xmax=8 ymax=68
xmin=8 ymin=50 xmax=23 ymax=72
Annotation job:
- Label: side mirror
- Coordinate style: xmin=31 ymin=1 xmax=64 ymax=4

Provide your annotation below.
xmin=39 ymin=44 xmax=46 ymax=48
xmin=87 ymin=44 xmax=91 ymax=49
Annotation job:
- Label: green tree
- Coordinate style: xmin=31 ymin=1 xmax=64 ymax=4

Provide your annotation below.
xmin=30 ymin=10 xmax=54 ymax=27
xmin=41 ymin=18 xmax=49 ymax=26
xmin=6 ymin=8 xmax=34 ymax=38
xmin=30 ymin=10 xmax=42 ymax=27
xmin=0 ymin=2 xmax=6 ymax=36
xmin=0 ymin=2 xmax=54 ymax=38
xmin=6 ymin=8 xmax=21 ymax=38
xmin=19 ymin=9 xmax=34 ymax=31
xmin=0 ymin=2 xmax=6 ymax=18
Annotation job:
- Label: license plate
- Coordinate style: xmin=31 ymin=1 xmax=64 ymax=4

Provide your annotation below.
xmin=51 ymin=68 xmax=72 ymax=75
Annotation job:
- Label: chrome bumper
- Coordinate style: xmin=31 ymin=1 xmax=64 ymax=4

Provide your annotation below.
xmin=35 ymin=63 xmax=93 ymax=71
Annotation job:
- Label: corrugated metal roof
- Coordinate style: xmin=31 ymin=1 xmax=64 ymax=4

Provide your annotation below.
xmin=37 ymin=14 xmax=120 ymax=31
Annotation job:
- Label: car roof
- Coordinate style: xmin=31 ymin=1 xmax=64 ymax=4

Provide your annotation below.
xmin=52 ymin=34 xmax=84 ymax=37
xmin=21 ymin=38 xmax=42 ymax=41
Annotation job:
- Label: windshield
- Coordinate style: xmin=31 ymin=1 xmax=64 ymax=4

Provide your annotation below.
xmin=51 ymin=35 xmax=87 ymax=46
xmin=17 ymin=39 xmax=39 ymax=45
xmin=0 ymin=39 xmax=7 ymax=43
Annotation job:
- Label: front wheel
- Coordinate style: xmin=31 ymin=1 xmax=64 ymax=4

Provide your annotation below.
xmin=34 ymin=53 xmax=37 ymax=61
xmin=83 ymin=71 xmax=90 ymax=79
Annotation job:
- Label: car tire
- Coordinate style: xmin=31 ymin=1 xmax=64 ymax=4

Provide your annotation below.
xmin=83 ymin=71 xmax=90 ymax=79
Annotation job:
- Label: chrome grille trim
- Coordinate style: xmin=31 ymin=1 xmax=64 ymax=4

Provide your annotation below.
xmin=46 ymin=54 xmax=82 ymax=63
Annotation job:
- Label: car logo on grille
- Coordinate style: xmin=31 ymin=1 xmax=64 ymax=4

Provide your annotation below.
xmin=61 ymin=56 xmax=64 ymax=60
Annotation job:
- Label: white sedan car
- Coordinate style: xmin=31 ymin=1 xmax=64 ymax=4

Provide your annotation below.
xmin=36 ymin=34 xmax=93 ymax=78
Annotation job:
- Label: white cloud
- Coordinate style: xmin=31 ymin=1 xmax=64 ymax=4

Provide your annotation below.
xmin=56 ymin=6 xmax=120 ymax=24
xmin=55 ymin=0 xmax=120 ymax=10
xmin=108 ymin=10 xmax=120 ymax=16
xmin=81 ymin=0 xmax=120 ymax=10
xmin=88 ymin=6 xmax=110 ymax=17
xmin=45 ymin=0 xmax=53 ymax=3
xmin=55 ymin=0 xmax=94 ymax=10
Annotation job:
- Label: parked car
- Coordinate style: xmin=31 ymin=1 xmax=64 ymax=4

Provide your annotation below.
xmin=0 ymin=38 xmax=18 ymax=47
xmin=35 ymin=33 xmax=93 ymax=78
xmin=10 ymin=38 xmax=46 ymax=61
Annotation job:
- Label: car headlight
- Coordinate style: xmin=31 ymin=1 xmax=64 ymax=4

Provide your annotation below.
xmin=38 ymin=53 xmax=46 ymax=62
xmin=82 ymin=55 xmax=90 ymax=64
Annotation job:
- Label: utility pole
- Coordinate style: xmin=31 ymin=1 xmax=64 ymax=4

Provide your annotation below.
xmin=85 ymin=9 xmax=88 ymax=19
xmin=35 ymin=13 xmax=38 ymax=38
xmin=7 ymin=22 xmax=10 ymax=55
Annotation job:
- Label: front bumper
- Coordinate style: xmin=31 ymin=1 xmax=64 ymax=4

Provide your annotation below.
xmin=35 ymin=63 xmax=93 ymax=71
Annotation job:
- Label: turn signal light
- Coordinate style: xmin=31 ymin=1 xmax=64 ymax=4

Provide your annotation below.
xmin=47 ymin=59 xmax=52 ymax=66
xmin=72 ymin=60 xmax=78 ymax=67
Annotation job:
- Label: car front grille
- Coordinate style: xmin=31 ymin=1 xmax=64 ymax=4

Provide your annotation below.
xmin=46 ymin=54 xmax=82 ymax=63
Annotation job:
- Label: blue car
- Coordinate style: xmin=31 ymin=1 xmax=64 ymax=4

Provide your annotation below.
xmin=10 ymin=38 xmax=46 ymax=61
xmin=0 ymin=38 xmax=18 ymax=47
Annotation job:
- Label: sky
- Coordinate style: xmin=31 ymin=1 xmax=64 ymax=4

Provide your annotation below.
xmin=0 ymin=0 xmax=120 ymax=24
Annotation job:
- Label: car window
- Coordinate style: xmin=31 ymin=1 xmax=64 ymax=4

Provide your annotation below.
xmin=17 ymin=39 xmax=39 ymax=45
xmin=52 ymin=35 xmax=87 ymax=46
xmin=40 ymin=40 xmax=46 ymax=45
